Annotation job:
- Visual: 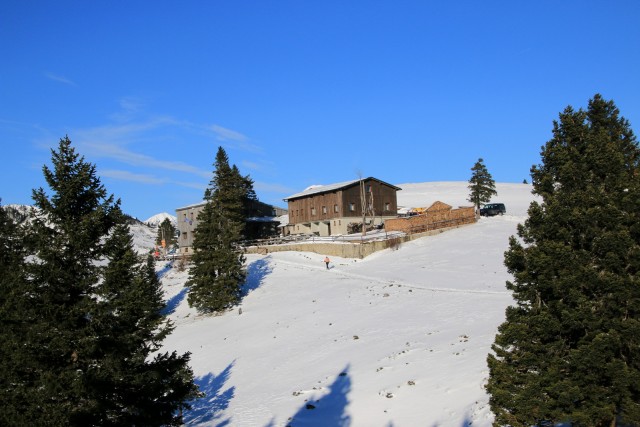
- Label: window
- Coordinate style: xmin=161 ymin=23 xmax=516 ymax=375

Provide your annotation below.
xmin=334 ymin=204 xmax=339 ymax=213
xmin=183 ymin=232 xmax=188 ymax=240
xmin=385 ymin=202 xmax=390 ymax=212
xmin=349 ymin=203 xmax=355 ymax=212
xmin=311 ymin=207 xmax=316 ymax=216
xmin=322 ymin=206 xmax=327 ymax=214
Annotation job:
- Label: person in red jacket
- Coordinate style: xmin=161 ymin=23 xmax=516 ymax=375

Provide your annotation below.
xmin=324 ymin=256 xmax=330 ymax=269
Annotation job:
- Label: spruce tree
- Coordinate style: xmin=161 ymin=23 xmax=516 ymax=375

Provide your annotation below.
xmin=23 ymin=136 xmax=122 ymax=424
xmin=9 ymin=136 xmax=198 ymax=425
xmin=486 ymin=95 xmax=640 ymax=426
xmin=231 ymin=164 xmax=258 ymax=221
xmin=187 ymin=146 xmax=247 ymax=313
xmin=91 ymin=224 xmax=199 ymax=426
xmin=0 ymin=201 xmax=31 ymax=425
xmin=156 ymin=217 xmax=178 ymax=249
xmin=468 ymin=158 xmax=497 ymax=211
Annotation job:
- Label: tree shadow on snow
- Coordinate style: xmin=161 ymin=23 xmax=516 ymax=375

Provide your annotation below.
xmin=429 ymin=416 xmax=473 ymax=427
xmin=183 ymin=361 xmax=236 ymax=426
xmin=156 ymin=261 xmax=174 ymax=279
xmin=161 ymin=287 xmax=188 ymax=316
xmin=274 ymin=365 xmax=352 ymax=427
xmin=242 ymin=257 xmax=272 ymax=296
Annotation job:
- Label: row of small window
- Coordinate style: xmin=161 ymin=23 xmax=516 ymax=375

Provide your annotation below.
xmin=293 ymin=203 xmax=391 ymax=217
xmin=295 ymin=220 xmax=342 ymax=231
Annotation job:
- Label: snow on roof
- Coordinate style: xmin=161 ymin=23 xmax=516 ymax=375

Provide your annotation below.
xmin=175 ymin=201 xmax=207 ymax=211
xmin=284 ymin=177 xmax=401 ymax=201
xmin=284 ymin=179 xmax=360 ymax=200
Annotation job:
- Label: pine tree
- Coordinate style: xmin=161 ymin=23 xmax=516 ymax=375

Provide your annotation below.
xmin=468 ymin=158 xmax=497 ymax=211
xmin=0 ymin=201 xmax=31 ymax=425
xmin=231 ymin=164 xmax=258 ymax=220
xmin=9 ymin=136 xmax=198 ymax=425
xmin=22 ymin=136 xmax=122 ymax=424
xmin=486 ymin=95 xmax=640 ymax=426
xmin=91 ymin=224 xmax=200 ymax=425
xmin=187 ymin=146 xmax=247 ymax=313
xmin=156 ymin=217 xmax=178 ymax=249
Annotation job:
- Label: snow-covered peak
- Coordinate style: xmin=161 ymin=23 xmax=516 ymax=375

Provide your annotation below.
xmin=2 ymin=204 xmax=38 ymax=225
xmin=144 ymin=212 xmax=177 ymax=227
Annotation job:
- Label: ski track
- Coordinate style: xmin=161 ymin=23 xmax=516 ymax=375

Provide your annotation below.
xmin=269 ymin=256 xmax=510 ymax=296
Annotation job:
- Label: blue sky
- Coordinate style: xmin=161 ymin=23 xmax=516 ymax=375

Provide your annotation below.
xmin=1 ymin=1 xmax=639 ymax=220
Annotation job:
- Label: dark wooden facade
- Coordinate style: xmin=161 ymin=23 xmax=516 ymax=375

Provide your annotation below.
xmin=284 ymin=178 xmax=401 ymax=235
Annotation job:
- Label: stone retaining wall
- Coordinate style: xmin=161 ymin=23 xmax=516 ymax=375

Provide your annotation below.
xmin=244 ymin=221 xmax=474 ymax=259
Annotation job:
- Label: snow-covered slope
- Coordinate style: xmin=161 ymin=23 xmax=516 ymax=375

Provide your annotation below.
xmin=155 ymin=181 xmax=539 ymax=426
xmin=3 ymin=204 xmax=36 ymax=224
xmin=1 ymin=203 xmax=158 ymax=256
xmin=145 ymin=212 xmax=177 ymax=227
xmin=130 ymin=222 xmax=158 ymax=255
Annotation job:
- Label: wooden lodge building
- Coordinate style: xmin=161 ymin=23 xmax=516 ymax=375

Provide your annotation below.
xmin=283 ymin=177 xmax=401 ymax=237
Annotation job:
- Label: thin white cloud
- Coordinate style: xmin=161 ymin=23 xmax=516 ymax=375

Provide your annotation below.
xmin=70 ymin=115 xmax=212 ymax=180
xmin=211 ymin=124 xmax=248 ymax=142
xmin=119 ymin=97 xmax=144 ymax=113
xmin=76 ymin=117 xmax=178 ymax=143
xmin=210 ymin=124 xmax=263 ymax=153
xmin=173 ymin=180 xmax=208 ymax=191
xmin=109 ymin=97 xmax=147 ymax=122
xmin=67 ymin=101 xmax=266 ymax=184
xmin=44 ymin=72 xmax=77 ymax=86
xmin=101 ymin=169 xmax=209 ymax=192
xmin=84 ymin=142 xmax=211 ymax=179
xmin=241 ymin=160 xmax=263 ymax=171
xmin=101 ymin=169 xmax=166 ymax=184
xmin=254 ymin=181 xmax=295 ymax=194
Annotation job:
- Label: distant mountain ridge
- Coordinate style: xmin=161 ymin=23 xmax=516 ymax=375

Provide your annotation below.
xmin=144 ymin=212 xmax=177 ymax=227
xmin=1 ymin=203 xmax=158 ymax=255
xmin=3 ymin=204 xmax=32 ymax=222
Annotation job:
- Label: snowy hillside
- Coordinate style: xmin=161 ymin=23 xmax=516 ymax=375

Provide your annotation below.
xmin=145 ymin=212 xmax=177 ymax=227
xmin=3 ymin=204 xmax=37 ymax=225
xmin=0 ymin=203 xmax=159 ymax=256
xmin=130 ymin=222 xmax=158 ymax=255
xmin=153 ymin=181 xmax=539 ymax=426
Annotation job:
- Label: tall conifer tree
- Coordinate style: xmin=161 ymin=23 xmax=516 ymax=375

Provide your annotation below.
xmin=468 ymin=158 xmax=497 ymax=211
xmin=92 ymin=224 xmax=199 ymax=425
xmin=231 ymin=164 xmax=258 ymax=221
xmin=0 ymin=201 xmax=31 ymax=425
xmin=24 ymin=136 xmax=122 ymax=424
xmin=9 ymin=136 xmax=198 ymax=425
xmin=156 ymin=217 xmax=178 ymax=249
xmin=187 ymin=146 xmax=247 ymax=313
xmin=486 ymin=95 xmax=640 ymax=426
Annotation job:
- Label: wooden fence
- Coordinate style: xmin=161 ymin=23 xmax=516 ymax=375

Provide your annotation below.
xmin=384 ymin=206 xmax=476 ymax=234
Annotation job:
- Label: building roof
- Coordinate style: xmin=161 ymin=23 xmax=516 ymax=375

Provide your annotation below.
xmin=175 ymin=201 xmax=207 ymax=211
xmin=283 ymin=177 xmax=401 ymax=201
